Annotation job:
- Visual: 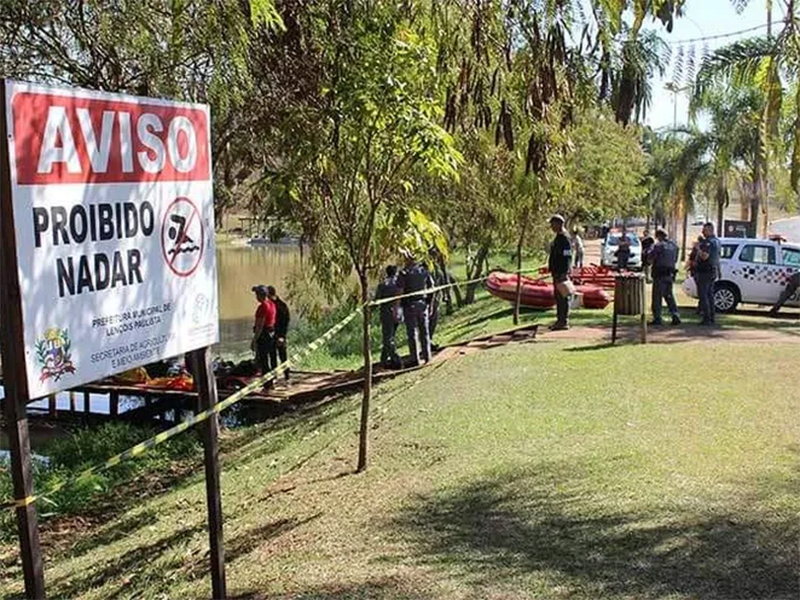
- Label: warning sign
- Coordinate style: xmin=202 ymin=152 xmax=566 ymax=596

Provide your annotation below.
xmin=162 ymin=197 xmax=205 ymax=277
xmin=3 ymin=80 xmax=219 ymax=398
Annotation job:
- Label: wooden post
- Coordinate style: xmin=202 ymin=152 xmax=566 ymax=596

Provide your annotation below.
xmin=83 ymin=392 xmax=90 ymax=413
xmin=357 ymin=277 xmax=372 ymax=472
xmin=187 ymin=347 xmax=226 ymax=600
xmin=69 ymin=392 xmax=76 ymax=412
xmin=611 ymin=302 xmax=619 ymax=344
xmin=110 ymin=391 xmax=119 ymax=416
xmin=640 ymin=277 xmax=648 ymax=344
xmin=0 ymin=79 xmax=47 ymax=599
xmin=47 ymin=394 xmax=56 ymax=417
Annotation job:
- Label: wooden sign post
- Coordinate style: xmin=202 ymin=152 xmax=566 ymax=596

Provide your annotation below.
xmin=0 ymin=78 xmax=47 ymax=599
xmin=187 ymin=347 xmax=226 ymax=599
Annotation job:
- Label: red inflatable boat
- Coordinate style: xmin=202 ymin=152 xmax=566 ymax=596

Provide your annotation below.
xmin=539 ymin=264 xmax=618 ymax=289
xmin=487 ymin=272 xmax=610 ymax=309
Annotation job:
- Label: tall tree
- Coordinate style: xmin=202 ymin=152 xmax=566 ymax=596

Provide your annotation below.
xmin=257 ymin=0 xmax=460 ymax=471
xmin=694 ymin=0 xmax=800 ymax=235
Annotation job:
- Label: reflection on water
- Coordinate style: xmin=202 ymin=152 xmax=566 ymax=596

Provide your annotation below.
xmin=0 ymin=243 xmax=303 ymax=452
xmin=216 ymin=242 xmax=302 ymax=357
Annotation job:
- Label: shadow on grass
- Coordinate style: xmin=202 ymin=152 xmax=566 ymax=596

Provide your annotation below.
xmin=42 ymin=521 xmax=207 ymax=600
xmin=229 ymin=577 xmax=434 ymax=600
xmin=390 ymin=460 xmax=800 ymax=600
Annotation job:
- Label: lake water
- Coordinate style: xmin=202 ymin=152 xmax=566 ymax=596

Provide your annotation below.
xmin=215 ymin=241 xmax=303 ymax=357
xmin=0 ymin=241 xmax=304 ymax=452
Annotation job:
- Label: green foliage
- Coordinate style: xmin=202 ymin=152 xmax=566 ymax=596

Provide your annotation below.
xmin=557 ymin=111 xmax=648 ymax=221
xmin=0 ymin=422 xmax=199 ymax=539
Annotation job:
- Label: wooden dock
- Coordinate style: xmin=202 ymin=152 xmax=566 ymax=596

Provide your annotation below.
xmin=8 ymin=323 xmax=539 ymax=422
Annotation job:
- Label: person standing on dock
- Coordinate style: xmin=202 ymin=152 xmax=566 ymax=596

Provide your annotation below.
xmin=268 ymin=285 xmax=291 ymax=380
xmin=398 ymin=252 xmax=434 ymax=366
xmin=251 ymin=285 xmax=277 ymax=381
xmin=374 ymin=265 xmax=403 ymax=369
xmin=548 ymin=214 xmax=572 ymax=331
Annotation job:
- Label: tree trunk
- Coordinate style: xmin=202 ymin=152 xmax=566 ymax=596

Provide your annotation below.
xmin=752 ymin=161 xmax=763 ymax=237
xmin=513 ymin=223 xmax=526 ymax=325
xmin=716 ymin=175 xmax=726 ymax=235
xmin=681 ymin=203 xmax=689 ymax=261
xmin=448 ymin=273 xmax=463 ymax=308
xmin=356 ymin=274 xmax=372 ymax=473
xmin=465 ymin=243 xmax=489 ymax=304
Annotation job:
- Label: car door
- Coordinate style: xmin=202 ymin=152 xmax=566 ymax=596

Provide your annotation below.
xmin=734 ymin=243 xmax=780 ymax=304
xmin=780 ymin=246 xmax=800 ymax=307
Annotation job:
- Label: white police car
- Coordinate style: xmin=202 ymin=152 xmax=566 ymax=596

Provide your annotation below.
xmin=682 ymin=237 xmax=800 ymax=312
xmin=600 ymin=232 xmax=643 ymax=269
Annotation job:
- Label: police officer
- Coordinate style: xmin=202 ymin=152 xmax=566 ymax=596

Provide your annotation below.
xmin=374 ymin=265 xmax=402 ymax=368
xmin=647 ymin=228 xmax=681 ymax=326
xmin=548 ymin=214 xmax=572 ymax=331
xmin=640 ymin=229 xmax=655 ymax=282
xmin=769 ymin=271 xmax=800 ymax=316
xmin=695 ymin=222 xmax=721 ymax=326
xmin=398 ymin=252 xmax=434 ymax=366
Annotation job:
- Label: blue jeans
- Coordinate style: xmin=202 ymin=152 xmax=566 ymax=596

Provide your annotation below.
xmin=695 ymin=272 xmax=716 ymax=323
xmin=652 ymin=276 xmax=679 ymax=322
xmin=380 ymin=311 xmax=401 ymax=367
xmin=404 ymin=300 xmax=431 ymax=364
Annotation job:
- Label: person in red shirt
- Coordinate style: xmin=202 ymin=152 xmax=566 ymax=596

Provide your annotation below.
xmin=251 ymin=285 xmax=277 ymax=377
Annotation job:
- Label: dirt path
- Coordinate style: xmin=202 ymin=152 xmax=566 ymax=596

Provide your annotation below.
xmin=539 ymin=322 xmax=800 ymax=345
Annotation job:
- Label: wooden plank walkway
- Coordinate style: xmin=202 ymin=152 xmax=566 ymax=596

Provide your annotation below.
xmin=258 ymin=323 xmax=539 ymax=403
xmin=11 ymin=323 xmax=540 ymax=419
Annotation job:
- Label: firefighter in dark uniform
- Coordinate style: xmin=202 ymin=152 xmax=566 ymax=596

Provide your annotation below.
xmin=267 ymin=285 xmax=291 ymax=380
xmin=548 ymin=214 xmax=572 ymax=330
xmin=398 ymin=253 xmax=434 ymax=366
xmin=374 ymin=265 xmax=402 ymax=368
xmin=647 ymin=228 xmax=681 ymax=326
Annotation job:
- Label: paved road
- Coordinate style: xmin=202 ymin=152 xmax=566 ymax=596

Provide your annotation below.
xmin=771 ymin=216 xmax=800 ymax=242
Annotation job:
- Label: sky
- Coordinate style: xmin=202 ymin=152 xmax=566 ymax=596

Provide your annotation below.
xmin=645 ymin=0 xmax=780 ymax=131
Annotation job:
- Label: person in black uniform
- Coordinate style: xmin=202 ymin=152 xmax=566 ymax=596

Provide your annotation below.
xmin=646 ymin=229 xmax=681 ymax=326
xmin=769 ymin=271 xmax=800 ymax=316
xmin=267 ymin=285 xmax=291 ymax=380
xmin=374 ymin=265 xmax=403 ymax=368
xmin=548 ymin=214 xmax=572 ymax=331
xmin=397 ymin=253 xmax=434 ymax=366
xmin=640 ymin=229 xmax=655 ymax=282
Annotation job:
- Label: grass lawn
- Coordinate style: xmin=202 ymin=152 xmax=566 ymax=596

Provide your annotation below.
xmin=2 ymin=299 xmax=798 ymax=600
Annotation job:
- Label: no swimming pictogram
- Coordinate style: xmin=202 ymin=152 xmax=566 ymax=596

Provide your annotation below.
xmin=161 ymin=197 xmax=205 ymax=277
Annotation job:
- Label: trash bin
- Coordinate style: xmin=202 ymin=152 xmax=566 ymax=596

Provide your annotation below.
xmin=614 ymin=273 xmax=645 ymax=315
xmin=612 ymin=273 xmax=646 ymax=344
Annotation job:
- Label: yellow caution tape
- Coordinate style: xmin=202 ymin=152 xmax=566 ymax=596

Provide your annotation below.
xmin=369 ymin=266 xmax=547 ymax=307
xmin=2 ymin=307 xmax=361 ymax=512
xmin=2 ymin=265 xmax=546 ymax=512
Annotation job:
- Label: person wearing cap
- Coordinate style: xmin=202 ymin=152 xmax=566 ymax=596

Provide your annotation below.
xmin=267 ymin=285 xmax=291 ymax=380
xmin=397 ymin=251 xmax=434 ymax=366
xmin=548 ymin=214 xmax=572 ymax=330
xmin=251 ymin=285 xmax=277 ymax=379
xmin=647 ymin=228 xmax=681 ymax=326
xmin=695 ymin=222 xmax=721 ymax=326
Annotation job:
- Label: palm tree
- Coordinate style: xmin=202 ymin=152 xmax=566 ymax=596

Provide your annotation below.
xmin=689 ymin=84 xmax=763 ymax=233
xmin=694 ymin=0 xmax=800 ymax=236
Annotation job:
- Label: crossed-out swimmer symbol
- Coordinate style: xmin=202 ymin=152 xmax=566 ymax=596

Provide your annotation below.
xmin=161 ymin=197 xmax=204 ymax=277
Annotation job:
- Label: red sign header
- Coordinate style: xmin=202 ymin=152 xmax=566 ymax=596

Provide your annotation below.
xmin=11 ymin=91 xmax=211 ymax=185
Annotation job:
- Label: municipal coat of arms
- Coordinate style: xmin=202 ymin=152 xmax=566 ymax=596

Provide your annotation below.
xmin=35 ymin=328 xmax=76 ymax=382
